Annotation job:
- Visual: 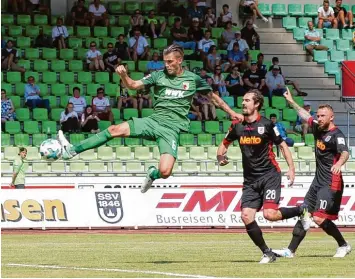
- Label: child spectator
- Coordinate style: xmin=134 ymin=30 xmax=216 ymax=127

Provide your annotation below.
xmin=204 ymin=7 xmax=216 ymax=29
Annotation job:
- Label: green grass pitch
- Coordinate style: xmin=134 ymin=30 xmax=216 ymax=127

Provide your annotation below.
xmin=1 ymin=232 xmax=354 ymax=278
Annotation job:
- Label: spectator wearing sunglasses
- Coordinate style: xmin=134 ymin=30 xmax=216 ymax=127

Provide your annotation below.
xmin=92 ymin=88 xmax=113 ymax=122
xmin=103 ymin=43 xmax=120 ymax=72
xmin=86 ymin=41 xmax=105 ymax=71
xmin=241 ymin=20 xmax=260 ymax=50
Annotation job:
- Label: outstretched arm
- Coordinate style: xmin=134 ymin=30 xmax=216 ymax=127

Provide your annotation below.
xmin=207 ymin=91 xmax=244 ymax=121
xmin=116 ymin=65 xmax=144 ymax=90
xmin=283 ymin=88 xmax=312 ymax=123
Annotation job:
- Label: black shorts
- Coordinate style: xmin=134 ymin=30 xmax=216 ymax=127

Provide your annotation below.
xmin=15 ymin=184 xmax=25 ymax=189
xmin=304 ymin=178 xmax=344 ymax=220
xmin=243 ymin=6 xmax=253 ymax=14
xmin=241 ymin=169 xmax=281 ymax=211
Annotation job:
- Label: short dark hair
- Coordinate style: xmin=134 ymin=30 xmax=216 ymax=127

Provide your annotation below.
xmin=73 ymin=87 xmax=80 ymax=92
xmin=270 ymin=113 xmax=277 ymax=118
xmin=97 ymin=87 xmax=104 ymax=94
xmin=257 ymin=53 xmax=264 ymax=59
xmin=223 ymin=4 xmax=229 ymax=8
xmin=1 ymin=89 xmax=6 ymax=94
xmin=248 ymin=89 xmax=264 ymax=111
xmin=174 ymin=17 xmax=181 ymax=23
xmin=118 ymin=34 xmax=125 ymax=38
xmin=272 ymin=57 xmax=279 ymax=62
xmin=19 ymin=147 xmax=27 ymax=154
xmin=233 ymin=42 xmax=239 ymax=48
xmin=163 ymin=44 xmax=184 ymax=58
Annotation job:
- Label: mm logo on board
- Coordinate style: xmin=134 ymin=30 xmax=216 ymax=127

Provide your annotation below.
xmin=1 ymin=199 xmax=68 ymax=222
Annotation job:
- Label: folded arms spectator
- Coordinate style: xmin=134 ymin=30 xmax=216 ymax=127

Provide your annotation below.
xmin=171 ymin=17 xmax=196 ymax=50
xmin=24 ymin=76 xmax=50 ymax=112
xmin=304 ymin=21 xmax=329 ymax=57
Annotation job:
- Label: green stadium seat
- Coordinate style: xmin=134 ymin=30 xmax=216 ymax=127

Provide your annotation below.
xmin=76 ymin=26 xmax=91 ymax=37
xmin=176 ymin=146 xmax=188 ymax=160
xmin=293 ymin=28 xmax=306 ymax=41
xmin=104 ymin=83 xmax=119 ymax=97
xmin=60 ymin=96 xmax=70 ymax=108
xmin=137 ymin=61 xmax=149 ymax=72
xmin=34 ymin=14 xmax=48 ymax=25
xmin=265 ymin=108 xmax=279 ymax=119
xmin=190 ymin=60 xmax=204 ymax=70
xmin=272 ymin=96 xmax=287 ymax=109
xmin=107 ymin=137 xmax=123 ymax=147
xmin=68 ymin=37 xmax=83 ymax=48
xmin=79 ymin=149 xmax=97 ymax=160
xmin=43 ymin=95 xmax=57 ymax=108
xmin=84 ymin=37 xmax=100 ymax=48
xmin=330 ymin=50 xmax=345 ymax=62
xmin=25 ymin=146 xmax=41 ymax=160
xmin=305 ymin=134 xmax=315 ymax=147
xmin=51 ymin=60 xmax=66 ymax=72
xmin=14 ymin=133 xmax=29 ymax=146
xmin=60 ymin=49 xmax=74 ymax=60
xmin=69 ymin=162 xmax=87 ymax=172
xmin=304 ymin=4 xmax=319 ymax=16
xmin=24 ymin=120 xmax=40 ymax=134
xmin=118 ymin=15 xmax=130 ymax=27
xmin=228 ymin=146 xmax=242 ymax=160
xmin=125 ymin=2 xmax=141 ymax=14
xmin=141 ymin=108 xmax=153 ymax=118
xmin=189 ymin=121 xmax=202 ymax=134
xmin=109 ymin=2 xmax=124 ymax=14
xmin=17 ymin=14 xmax=31 ymax=25
xmin=108 ymin=15 xmax=116 ymax=25
xmin=51 ymin=83 xmax=66 ymax=96
xmin=298 ymin=18 xmax=312 ymax=29
xmin=280 ymin=120 xmax=290 ymax=130
xmin=97 ymin=146 xmax=114 ymax=160
xmin=197 ymin=134 xmax=213 ymax=146
xmin=17 ymin=36 xmax=31 ymax=48
xmin=215 ymin=133 xmax=225 ymax=146
xmin=86 ymin=83 xmax=100 ymax=96
xmin=298 ymin=146 xmax=314 ymax=159
xmin=7 ymin=72 xmax=22 ymax=83
xmin=130 ymin=72 xmax=144 ymax=80
xmin=293 ymin=96 xmax=304 ymax=108
xmin=123 ymin=108 xmax=139 ymax=120
xmin=4 ymin=146 xmax=20 ymax=160
xmin=42 ymin=48 xmax=57 ymax=60
xmin=14 ymin=82 xmax=26 ymax=96
xmin=207 ymin=146 xmax=217 ymax=160
xmin=182 ymin=161 xmax=200 ymax=173
xmin=33 ymin=108 xmax=48 ymax=121
xmin=42 ymin=72 xmax=57 ymax=84
xmin=2 ymin=83 xmax=12 ymax=95
xmin=216 ymin=108 xmax=227 ymax=120
xmin=5 ymin=121 xmax=21 ymax=134
xmin=1 ymin=162 xmax=13 ymax=173
xmin=113 ymin=73 xmax=120 ymax=84
xmin=258 ymin=3 xmax=271 ymax=16
xmin=16 ymin=108 xmax=30 ymax=121
xmin=9 ymin=95 xmax=21 ymax=108
xmin=325 ymin=29 xmax=340 ymax=40
xmin=38 ymin=84 xmax=49 ymax=97
xmin=77 ymin=71 xmax=92 ymax=84
xmin=324 ymin=61 xmax=340 ymax=75
xmin=24 ymin=48 xmax=39 ymax=59
xmin=336 ymin=39 xmax=350 ymax=51
xmin=320 ymin=39 xmax=334 ymax=50
xmin=110 ymin=26 xmax=125 ymax=37
xmin=205 ymin=121 xmax=220 ymax=134
xmin=34 ymin=60 xmax=49 ymax=71
xmin=69 ymin=60 xmax=84 ymax=72
xmin=142 ymin=1 xmax=157 ymax=13
xmin=42 ymin=25 xmax=52 ymax=36
xmin=180 ymin=133 xmax=194 ymax=146
xmin=125 ymin=137 xmax=141 ymax=146
xmin=153 ymin=38 xmax=167 ymax=50
xmin=126 ymin=161 xmax=143 ymax=172
xmin=211 ymin=27 xmax=224 ymax=39
xmin=288 ymin=134 xmax=302 ymax=143
xmin=282 ymin=108 xmax=297 ymax=122
xmin=8 ymin=25 xmax=22 ymax=36
xmin=142 ymin=139 xmax=157 ymax=146
xmin=346 ymin=51 xmax=355 ymax=61
xmin=98 ymin=121 xmax=111 ymax=131
xmin=341 ymin=29 xmax=353 ymax=40
xmin=51 ymin=108 xmax=62 ymax=121
xmin=116 ymin=146 xmax=132 ymax=160
xmin=69 ymin=133 xmax=85 ymax=145
xmin=2 ymin=14 xmax=14 ymax=25
xmin=102 ymin=37 xmax=116 ymax=48
xmin=94 ymin=26 xmax=108 ymax=37
xmin=190 ymin=146 xmax=207 ymax=160
xmin=33 ymin=133 xmax=48 ymax=146
xmin=2 ymin=133 xmax=10 ymax=146
xmin=95 ymin=72 xmax=110 ymax=84
xmin=134 ymin=146 xmax=151 ymax=160
xmin=122 ymin=60 xmax=135 ymax=72
xmin=60 ymin=72 xmax=75 ymax=84
xmin=288 ymin=4 xmax=303 ymax=16
xmin=272 ymin=4 xmax=287 ymax=16
xmin=282 ymin=17 xmax=297 ymax=30
xmin=51 ymin=161 xmax=65 ymax=172
xmin=222 ymin=120 xmax=232 ymax=133
xmin=313 ymin=50 xmax=328 ymax=63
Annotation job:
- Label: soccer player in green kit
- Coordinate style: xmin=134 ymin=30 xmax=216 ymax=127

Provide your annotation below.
xmin=58 ymin=44 xmax=243 ymax=193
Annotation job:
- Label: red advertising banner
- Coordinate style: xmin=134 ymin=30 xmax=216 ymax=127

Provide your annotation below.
xmin=342 ymin=61 xmax=355 ymax=98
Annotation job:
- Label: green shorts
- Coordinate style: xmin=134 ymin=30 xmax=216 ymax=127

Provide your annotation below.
xmin=127 ymin=117 xmax=179 ymax=158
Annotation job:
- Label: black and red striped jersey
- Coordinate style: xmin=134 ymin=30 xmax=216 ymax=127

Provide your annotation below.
xmin=308 ymin=117 xmax=349 ymax=189
xmin=223 ymin=114 xmax=283 ymax=182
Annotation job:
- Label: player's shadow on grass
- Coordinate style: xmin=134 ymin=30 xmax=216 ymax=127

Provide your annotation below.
xmin=300 ymin=255 xmax=332 ymax=258
xmin=150 ymin=260 xmax=257 ymax=264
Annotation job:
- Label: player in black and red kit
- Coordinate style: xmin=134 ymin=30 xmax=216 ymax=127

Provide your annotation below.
xmin=217 ymin=89 xmax=308 ymax=264
xmin=273 ymin=88 xmax=351 ymax=258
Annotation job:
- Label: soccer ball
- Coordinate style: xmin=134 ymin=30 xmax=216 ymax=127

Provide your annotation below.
xmin=40 ymin=139 xmax=62 ymax=161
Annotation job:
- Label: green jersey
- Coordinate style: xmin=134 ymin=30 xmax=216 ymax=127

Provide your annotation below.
xmin=141 ymin=69 xmax=212 ymax=131
xmin=13 ymin=158 xmax=26 ymax=185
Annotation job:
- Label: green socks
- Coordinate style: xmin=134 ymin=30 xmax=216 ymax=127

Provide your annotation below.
xmin=72 ymin=129 xmax=113 ymax=154
xmin=149 ymin=167 xmax=162 ymax=180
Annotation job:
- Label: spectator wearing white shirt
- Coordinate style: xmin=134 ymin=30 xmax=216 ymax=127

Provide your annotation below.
xmin=52 ymin=18 xmax=69 ymax=50
xmin=227 ymin=31 xmax=249 ymax=59
xmin=25 ymin=0 xmax=49 ymax=16
xmin=198 ymin=30 xmax=215 ymax=62
xmin=92 ymin=88 xmax=113 ymax=122
xmin=89 ymin=0 xmax=109 ymax=27
xmin=129 ymin=28 xmax=150 ymax=62
xmin=240 ymin=0 xmax=268 ymax=28
xmin=69 ymin=87 xmax=87 ymax=117
xmin=86 ymin=41 xmax=105 ymax=71
xmin=265 ymin=65 xmax=286 ymax=101
xmin=218 ymin=4 xmax=233 ymax=27
xmin=317 ymin=0 xmax=337 ymax=29
xmin=60 ymin=103 xmax=79 ymax=133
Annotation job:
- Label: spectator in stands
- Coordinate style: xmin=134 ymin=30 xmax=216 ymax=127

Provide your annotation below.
xmin=60 ymin=103 xmax=79 ymax=133
xmin=1 ymin=40 xmax=25 ymax=73
xmin=89 ymin=0 xmax=109 ymax=27
xmin=227 ymin=31 xmax=249 ymax=59
xmin=228 ymin=42 xmax=248 ymax=72
xmin=195 ymin=92 xmax=217 ymax=120
xmin=204 ymin=7 xmax=216 ymax=29
xmin=212 ymin=65 xmax=228 ymax=97
xmin=200 ymin=68 xmax=213 ymax=85
xmin=1 ymin=40 xmax=6 ymax=49
xmin=144 ymin=10 xmax=167 ymax=39
xmin=81 ymin=105 xmax=100 ymax=133
xmin=130 ymin=9 xmax=144 ymax=35
xmin=137 ymin=90 xmax=153 ymax=112
xmin=11 ymin=147 xmax=27 ymax=189
xmin=334 ymin=0 xmax=354 ymax=29
xmin=115 ymin=34 xmax=130 ymax=61
xmin=188 ymin=96 xmax=203 ymax=120
xmin=52 ymin=18 xmax=69 ymax=50
xmin=256 ymin=53 xmax=267 ymax=75
xmin=26 ymin=0 xmax=49 ymax=16
xmin=129 ymin=28 xmax=150 ymax=62
xmin=206 ymin=45 xmax=229 ymax=73
xmin=188 ymin=18 xmax=204 ymax=42
xmin=217 ymin=4 xmax=233 ymax=27
xmin=71 ymin=0 xmax=89 ymax=26
xmin=240 ymin=0 xmax=268 ymax=28
xmin=317 ymin=0 xmax=337 ymax=29
xmin=265 ymin=65 xmax=286 ymax=100
xmin=270 ymin=57 xmax=308 ymax=97
xmin=92 ymin=88 xmax=113 ymax=122
xmin=147 ymin=52 xmax=164 ymax=73
xmin=221 ymin=21 xmax=235 ymax=49
xmin=34 ymin=29 xmax=52 ymax=48
xmin=171 ymin=17 xmax=196 ymax=50
xmin=24 ymin=76 xmax=50 ymax=112
xmin=9 ymin=0 xmax=25 ymax=13
xmin=117 ymin=86 xmax=138 ymax=110
xmin=86 ymin=41 xmax=105 ymax=71
xmin=225 ymin=65 xmax=246 ymax=96
xmin=294 ymin=102 xmax=316 ymax=136
xmin=270 ymin=113 xmax=295 ymax=147
xmin=187 ymin=0 xmax=204 ymax=24
xmin=1 ymin=89 xmax=16 ymax=127
xmin=103 ymin=43 xmax=120 ymax=72
xmin=198 ymin=30 xmax=215 ymax=61
xmin=304 ymin=21 xmax=329 ymax=57
xmin=241 ymin=20 xmax=260 ymax=50
xmin=243 ymin=61 xmax=267 ymax=94
xmin=69 ymin=87 xmax=86 ymax=117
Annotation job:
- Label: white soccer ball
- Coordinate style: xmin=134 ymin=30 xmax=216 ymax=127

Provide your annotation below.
xmin=40 ymin=139 xmax=62 ymax=161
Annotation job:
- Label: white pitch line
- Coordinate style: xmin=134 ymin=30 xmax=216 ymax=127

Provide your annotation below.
xmin=6 ymin=263 xmax=216 ymax=278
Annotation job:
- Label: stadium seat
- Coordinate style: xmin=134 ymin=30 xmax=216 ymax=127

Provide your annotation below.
xmin=282 ymin=108 xmax=297 ymax=122
xmin=346 ymin=162 xmax=355 ymax=172
xmin=2 ymin=14 xmax=14 ymax=25
xmin=98 ymin=121 xmax=111 ymax=131
xmin=141 ymin=108 xmax=154 ymax=118
xmin=258 ymin=3 xmax=271 ymax=16
xmin=222 ymin=120 xmax=232 ymax=133
xmin=43 ymin=96 xmax=56 ymax=108
xmin=24 ymin=71 xmax=40 ymax=82
xmin=124 ymin=138 xmax=141 ymax=146
xmin=138 ymin=61 xmax=149 ymax=72
xmin=51 ymin=84 xmax=66 ymax=96
xmin=282 ymin=17 xmax=297 ymax=30
xmin=216 ymin=109 xmax=227 ymax=120
xmin=176 ymin=146 xmax=188 ymax=160
xmin=14 ymin=133 xmax=29 ymax=146
xmin=272 ymin=4 xmax=287 ymax=16
xmin=86 ymin=83 xmax=100 ymax=96
xmin=304 ymin=4 xmax=318 ymax=16
xmin=42 ymin=25 xmax=52 ymax=36
xmin=69 ymin=162 xmax=87 ymax=172
xmin=16 ymin=36 xmax=31 ymax=48
xmin=8 ymin=25 xmax=22 ymax=37
xmin=16 ymin=108 xmax=30 ymax=121
xmin=346 ymin=51 xmax=355 ymax=61
xmin=60 ymin=49 xmax=74 ymax=60
xmin=77 ymin=72 xmax=92 ymax=84
xmin=97 ymin=146 xmax=114 ymax=160
xmin=305 ymin=134 xmax=315 ymax=147
xmin=2 ymin=133 xmax=10 ymax=146
xmin=4 ymin=146 xmax=20 ymax=160
xmin=335 ymin=39 xmax=350 ymax=51
xmin=142 ymin=1 xmax=157 ymax=13
xmin=68 ymin=37 xmax=83 ymax=48
xmin=205 ymin=121 xmax=220 ymax=134
xmin=341 ymin=29 xmax=353 ymax=41
xmin=95 ymin=72 xmax=110 ymax=84
xmin=69 ymin=134 xmax=85 ymax=145
xmin=5 ymin=121 xmax=21 ymax=134
xmin=109 ymin=1 xmax=124 ymax=14
xmin=211 ymin=27 xmax=224 ymax=39
xmin=17 ymin=14 xmax=31 ymax=25
xmin=1 ymin=162 xmax=12 ymax=173
xmin=116 ymin=146 xmax=132 ymax=160
xmin=51 ymin=161 xmax=66 ymax=172
xmin=325 ymin=29 xmax=340 ymax=40
xmin=25 ymin=48 xmax=40 ymax=60
xmin=118 ymin=15 xmax=130 ymax=27
xmin=102 ymin=37 xmax=116 ymax=48
xmin=42 ymin=48 xmax=57 ymax=60
xmin=69 ymin=60 xmax=84 ymax=72
xmin=330 ymin=50 xmax=344 ymax=62
xmin=51 ymin=60 xmax=66 ymax=72
xmin=142 ymin=139 xmax=157 ymax=147
xmin=94 ymin=26 xmax=108 ymax=37
xmin=24 ymin=120 xmax=40 ymax=134
xmin=298 ymin=18 xmax=312 ymax=29
xmin=189 ymin=121 xmax=202 ymax=134
xmin=180 ymin=133 xmax=194 ymax=146
xmin=197 ymin=134 xmax=213 ymax=146
xmin=125 ymin=2 xmax=141 ymax=14
xmin=79 ymin=149 xmax=97 ymax=160
xmin=206 ymin=146 xmax=217 ymax=160
xmin=280 ymin=121 xmax=290 ymax=130
xmin=190 ymin=146 xmax=207 ymax=160
xmin=313 ymin=50 xmax=328 ymax=63
xmin=9 ymin=95 xmax=20 ymax=109
xmin=134 ymin=146 xmax=151 ymax=160
xmin=7 ymin=72 xmax=22 ymax=83
xmin=2 ymin=83 xmax=12 ymax=95
xmin=33 ymin=133 xmax=48 ymax=146
xmin=34 ymin=60 xmax=49 ymax=71
xmin=107 ymin=137 xmax=123 ymax=147
xmin=130 ymin=72 xmax=144 ymax=80
xmin=222 ymin=96 xmax=235 ymax=108
xmin=324 ymin=61 xmax=340 ymax=75
xmin=320 ymin=39 xmax=334 ymax=50
xmin=60 ymin=72 xmax=75 ymax=84
xmin=34 ymin=14 xmax=48 ymax=25
xmin=190 ymin=60 xmax=204 ymax=70
xmin=88 ymin=162 xmax=106 ymax=172
xmin=298 ymin=146 xmax=314 ymax=159
xmin=272 ymin=96 xmax=287 ymax=109
xmin=77 ymin=26 xmax=91 ymax=37
xmin=288 ymin=4 xmax=303 ymax=16
xmin=25 ymin=146 xmax=41 ymax=160
xmin=14 ymin=82 xmax=26 ymax=96
xmin=228 ymin=147 xmax=242 ymax=160
xmin=265 ymin=108 xmax=279 ymax=119
xmin=33 ymin=108 xmax=48 ymax=121
xmin=123 ymin=108 xmax=139 ymax=120
xmin=84 ymin=37 xmax=100 ymax=48
xmin=125 ymin=161 xmax=143 ymax=172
